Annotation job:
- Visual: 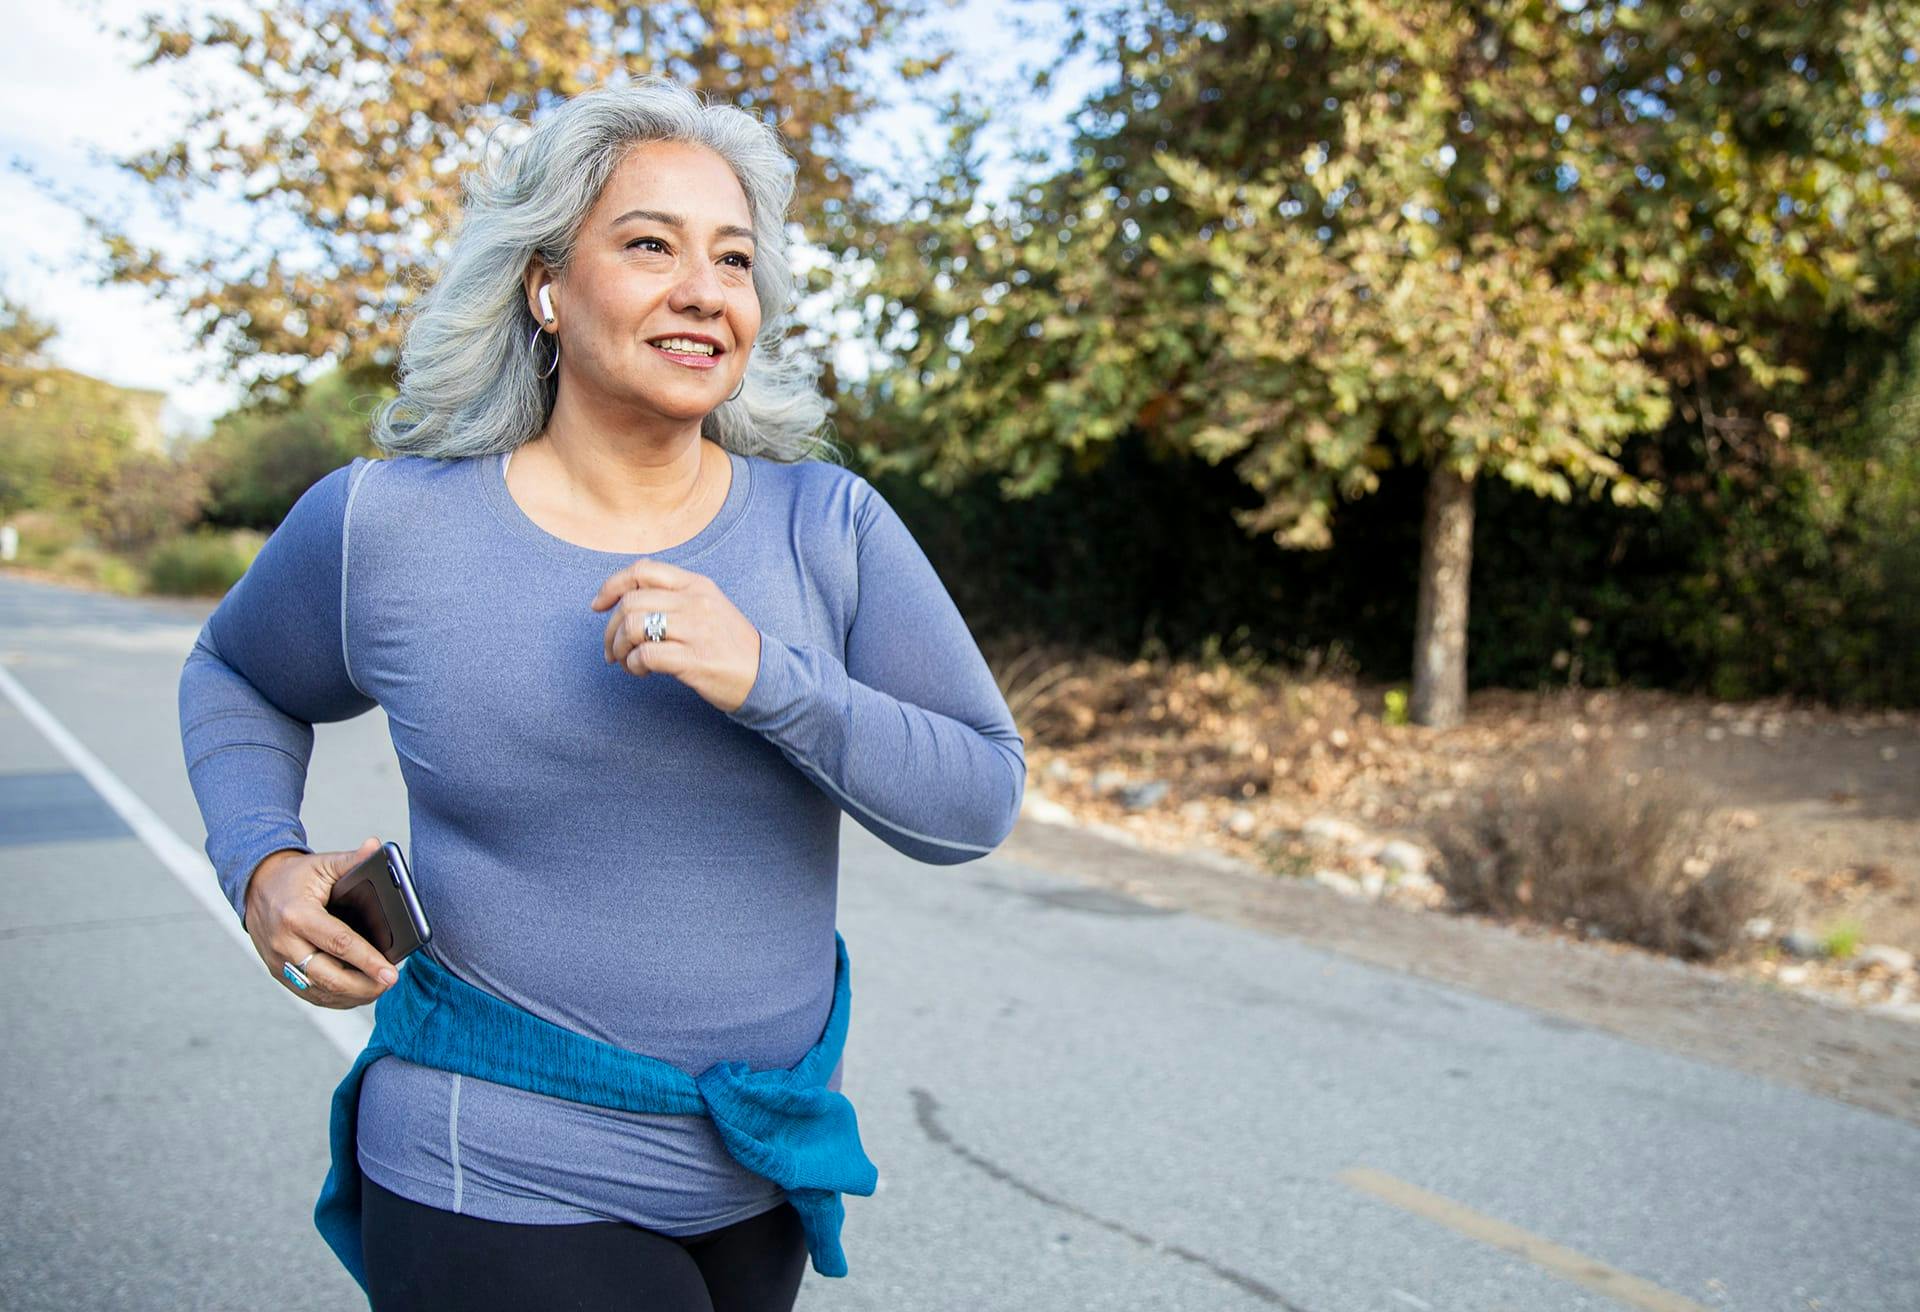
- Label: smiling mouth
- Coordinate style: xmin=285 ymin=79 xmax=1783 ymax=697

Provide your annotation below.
xmin=652 ymin=341 xmax=725 ymax=372
xmin=648 ymin=336 xmax=723 ymax=357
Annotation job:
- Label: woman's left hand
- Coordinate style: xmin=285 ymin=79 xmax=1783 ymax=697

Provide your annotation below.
xmin=589 ymin=560 xmax=762 ymax=714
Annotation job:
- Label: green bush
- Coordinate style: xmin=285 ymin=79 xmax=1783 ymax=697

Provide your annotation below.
xmin=187 ymin=369 xmax=380 ymax=529
xmin=144 ymin=528 xmax=258 ymax=597
xmin=49 ymin=545 xmax=143 ymax=595
xmin=1821 ymin=918 xmax=1865 ymax=961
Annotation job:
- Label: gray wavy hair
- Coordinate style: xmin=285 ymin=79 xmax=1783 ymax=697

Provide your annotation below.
xmin=371 ymin=75 xmax=842 ymax=464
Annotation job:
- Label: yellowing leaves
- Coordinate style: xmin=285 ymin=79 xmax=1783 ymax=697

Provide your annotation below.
xmin=91 ymin=0 xmax=938 ymax=404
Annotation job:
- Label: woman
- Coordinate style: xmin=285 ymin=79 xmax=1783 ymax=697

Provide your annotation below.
xmin=177 ymin=76 xmax=1026 ymax=1311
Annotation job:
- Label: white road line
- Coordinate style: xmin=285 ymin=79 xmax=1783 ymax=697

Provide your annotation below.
xmin=0 ymin=659 xmax=370 ymax=1060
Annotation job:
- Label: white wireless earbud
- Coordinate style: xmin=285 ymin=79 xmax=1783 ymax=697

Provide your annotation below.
xmin=538 ymin=285 xmax=555 ymax=323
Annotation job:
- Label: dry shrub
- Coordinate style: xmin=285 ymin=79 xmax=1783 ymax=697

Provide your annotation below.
xmin=1424 ymin=745 xmax=1787 ymax=962
xmin=2 ymin=509 xmax=84 ymax=566
xmin=989 ymin=637 xmax=1107 ymax=740
xmin=85 ymin=450 xmax=210 ymax=555
xmin=980 ymin=631 xmax=1364 ymax=802
xmin=44 ymin=544 xmax=144 ymax=595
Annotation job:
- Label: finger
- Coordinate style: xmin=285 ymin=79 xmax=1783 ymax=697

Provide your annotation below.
xmin=588 ymin=560 xmax=699 ymax=613
xmin=311 ymin=835 xmax=383 ymax=898
xmin=276 ymin=948 xmax=320 ymax=995
xmin=276 ymin=948 xmax=342 ymax=1005
xmin=297 ymin=904 xmax=398 ymax=990
xmin=613 ymin=608 xmax=697 ymax=673
xmin=328 ymin=835 xmax=382 ymax=876
xmin=602 ymin=589 xmax=661 ymax=663
xmin=298 ymin=949 xmax=387 ymax=1009
xmin=624 ymin=634 xmax=695 ymax=676
xmin=605 ymin=591 xmax=683 ymax=665
xmin=271 ymin=942 xmax=355 ymax=1008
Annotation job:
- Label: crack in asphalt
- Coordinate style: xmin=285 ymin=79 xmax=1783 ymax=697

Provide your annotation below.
xmin=909 ymin=1087 xmax=1316 ymax=1310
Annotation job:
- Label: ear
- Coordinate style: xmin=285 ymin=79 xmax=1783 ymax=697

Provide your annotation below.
xmin=524 ymin=258 xmax=554 ymax=325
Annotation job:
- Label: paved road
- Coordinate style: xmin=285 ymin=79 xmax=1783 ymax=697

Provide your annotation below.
xmin=2 ymin=571 xmax=1916 ymax=1311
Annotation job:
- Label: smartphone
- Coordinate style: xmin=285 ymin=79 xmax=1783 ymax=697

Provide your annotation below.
xmin=326 ymin=840 xmax=431 ymax=966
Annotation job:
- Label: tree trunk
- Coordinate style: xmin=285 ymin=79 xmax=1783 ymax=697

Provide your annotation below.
xmin=1410 ymin=461 xmax=1475 ymax=728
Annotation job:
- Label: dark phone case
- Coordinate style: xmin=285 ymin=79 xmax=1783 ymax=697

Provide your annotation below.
xmin=326 ymin=842 xmax=431 ymax=966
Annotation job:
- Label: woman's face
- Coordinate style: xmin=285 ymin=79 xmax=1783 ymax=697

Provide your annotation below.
xmin=534 ymin=139 xmax=761 ymax=426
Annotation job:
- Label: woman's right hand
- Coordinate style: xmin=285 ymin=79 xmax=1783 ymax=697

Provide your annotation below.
xmin=242 ymin=836 xmax=400 ymax=1008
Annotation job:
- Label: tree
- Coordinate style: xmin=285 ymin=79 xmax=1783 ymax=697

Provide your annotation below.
xmin=181 ymin=366 xmax=391 ymax=528
xmin=0 ymin=291 xmax=150 ymax=520
xmin=70 ymin=0 xmax=952 ymax=408
xmin=846 ymin=0 xmax=1920 ymax=725
xmin=0 ymin=291 xmax=56 ymax=375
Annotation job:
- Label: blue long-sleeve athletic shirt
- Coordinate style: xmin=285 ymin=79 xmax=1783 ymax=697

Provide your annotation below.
xmin=177 ymin=442 xmax=1025 ymax=1234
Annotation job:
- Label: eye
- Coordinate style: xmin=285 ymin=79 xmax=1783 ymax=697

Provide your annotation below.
xmin=723 ymin=253 xmax=754 ymax=270
xmin=625 ymin=236 xmax=668 ymax=253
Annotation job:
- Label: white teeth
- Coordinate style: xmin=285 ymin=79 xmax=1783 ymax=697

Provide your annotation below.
xmin=653 ymin=337 xmax=716 ymax=356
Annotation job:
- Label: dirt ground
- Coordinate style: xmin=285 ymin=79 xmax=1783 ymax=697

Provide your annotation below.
xmin=990 ymin=642 xmax=1920 ymax=1028
xmin=1605 ymin=691 xmax=1919 ymax=953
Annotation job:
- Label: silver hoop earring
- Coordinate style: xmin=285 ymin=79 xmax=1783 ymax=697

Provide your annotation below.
xmin=726 ymin=375 xmax=745 ymax=403
xmin=528 ymin=323 xmax=560 ymax=380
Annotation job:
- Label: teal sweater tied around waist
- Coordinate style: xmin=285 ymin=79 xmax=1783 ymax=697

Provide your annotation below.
xmin=314 ymin=930 xmax=877 ymax=1297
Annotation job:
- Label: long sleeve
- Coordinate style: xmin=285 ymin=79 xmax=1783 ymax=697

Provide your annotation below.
xmin=725 ymin=476 xmax=1025 ymax=865
xmin=177 ymin=460 xmax=378 ymax=925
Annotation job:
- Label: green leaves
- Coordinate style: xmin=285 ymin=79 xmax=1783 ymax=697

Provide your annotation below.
xmin=844 ymin=0 xmax=1916 ymax=557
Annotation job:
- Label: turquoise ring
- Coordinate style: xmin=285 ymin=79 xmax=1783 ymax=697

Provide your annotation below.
xmin=282 ymin=962 xmax=311 ymax=990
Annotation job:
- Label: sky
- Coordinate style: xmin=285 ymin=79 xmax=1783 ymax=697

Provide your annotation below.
xmin=0 ymin=0 xmax=1102 ymax=442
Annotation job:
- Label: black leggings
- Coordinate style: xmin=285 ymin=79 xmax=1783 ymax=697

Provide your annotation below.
xmin=359 ymin=1172 xmax=809 ymax=1311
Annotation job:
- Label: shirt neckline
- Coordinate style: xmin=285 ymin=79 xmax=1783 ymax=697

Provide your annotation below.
xmin=479 ymin=442 xmax=753 ymax=566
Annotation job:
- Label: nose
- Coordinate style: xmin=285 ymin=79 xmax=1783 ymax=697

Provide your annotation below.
xmin=668 ymin=254 xmax=727 ymax=317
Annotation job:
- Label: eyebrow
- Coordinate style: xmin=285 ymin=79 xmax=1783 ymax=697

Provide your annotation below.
xmin=608 ymin=209 xmax=756 ymax=243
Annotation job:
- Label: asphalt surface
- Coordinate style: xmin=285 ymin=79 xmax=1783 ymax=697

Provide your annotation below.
xmin=2 ymin=570 xmax=1916 ymax=1312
